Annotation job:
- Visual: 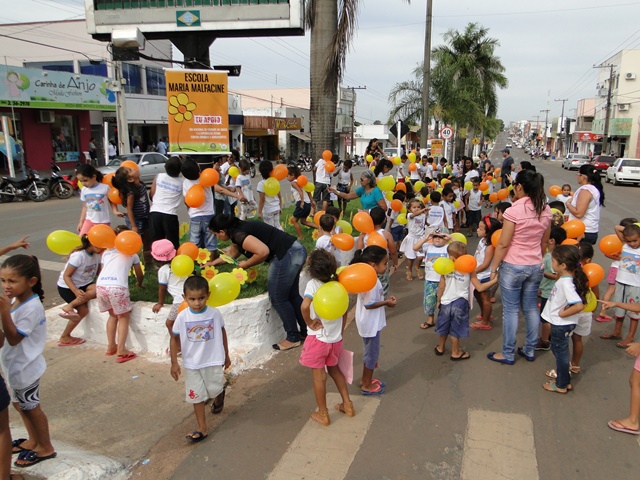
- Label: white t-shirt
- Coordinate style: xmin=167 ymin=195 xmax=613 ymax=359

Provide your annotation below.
xmin=441 ymin=270 xmax=470 ymax=305
xmin=617 ymin=244 xmax=640 ymax=287
xmin=541 ymin=276 xmax=583 ymax=326
xmin=158 ymin=264 xmax=185 ymax=304
xmin=291 ymin=180 xmax=310 ymax=204
xmin=427 ymin=205 xmax=445 ymax=228
xmin=464 ymin=170 xmax=480 ymax=183
xmin=556 ymin=193 xmax=572 ymax=204
xmin=257 ymin=179 xmax=281 ymax=214
xmin=81 ymin=182 xmax=111 ymax=224
xmin=337 ymin=169 xmax=351 ymax=185
xmin=57 ymin=250 xmax=100 ymax=288
xmin=183 ymin=178 xmax=214 ymax=217
xmin=474 ymin=238 xmax=491 ymax=281
xmin=568 ymin=184 xmax=600 ymax=234
xmin=0 ymin=295 xmax=47 ymax=389
xmin=468 ymin=189 xmax=482 ymax=211
xmin=235 ymin=174 xmax=255 ymax=203
xmin=441 ymin=201 xmax=454 ymax=229
xmin=303 ymin=279 xmax=343 ymax=343
xmin=397 ymin=163 xmax=406 ymax=180
xmin=355 ymin=279 xmax=386 ymax=338
xmin=407 ymin=213 xmax=426 ymax=237
xmin=172 ymin=306 xmax=226 ymax=370
xmin=422 ymin=244 xmax=449 ymax=282
xmin=150 ymin=173 xmax=184 ymax=216
xmin=420 ymin=164 xmax=433 ymax=180
xmin=315 ymin=159 xmax=330 ymax=184
xmin=315 ymin=234 xmax=341 ymax=265
xmin=97 ymin=248 xmax=140 ymax=288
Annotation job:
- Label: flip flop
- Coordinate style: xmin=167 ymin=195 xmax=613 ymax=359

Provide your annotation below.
xmin=420 ymin=322 xmax=435 ymax=329
xmin=14 ymin=450 xmax=57 ymax=468
xmin=475 ymin=315 xmax=494 ymax=320
xmin=58 ymin=311 xmax=80 ymax=320
xmin=600 ymin=334 xmax=622 ymax=340
xmin=116 ymin=352 xmax=137 ymax=363
xmin=210 ymin=389 xmax=225 ymax=415
xmin=596 ymin=315 xmax=612 ymax=322
xmin=57 ymin=338 xmax=85 ymax=347
xmin=450 ymin=351 xmax=470 ymax=361
xmin=11 ymin=438 xmax=27 ymax=455
xmin=434 ymin=346 xmax=445 ymax=356
xmin=371 ymin=379 xmax=386 ymax=388
xmin=608 ymin=420 xmax=640 ymax=435
xmin=186 ymin=431 xmax=208 ymax=443
xmin=105 ymin=345 xmax=118 ymax=356
xmin=361 ymin=383 xmax=385 ymax=396
xmin=470 ymin=321 xmax=492 ymax=330
xmin=617 ymin=342 xmax=631 ymax=349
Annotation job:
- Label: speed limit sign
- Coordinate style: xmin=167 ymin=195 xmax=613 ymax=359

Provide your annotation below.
xmin=441 ymin=126 xmax=454 ymax=139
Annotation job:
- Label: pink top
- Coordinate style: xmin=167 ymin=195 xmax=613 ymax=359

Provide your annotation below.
xmin=503 ymin=197 xmax=552 ymax=265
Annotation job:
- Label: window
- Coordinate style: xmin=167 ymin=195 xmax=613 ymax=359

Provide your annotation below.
xmin=122 ymin=63 xmax=142 ymax=94
xmin=622 ymin=159 xmax=640 ymax=167
xmin=146 ymin=66 xmax=166 ymax=95
xmin=25 ymin=61 xmax=74 ymax=72
xmin=51 ymin=115 xmax=80 ymax=163
xmin=80 ymin=61 xmax=108 ymax=77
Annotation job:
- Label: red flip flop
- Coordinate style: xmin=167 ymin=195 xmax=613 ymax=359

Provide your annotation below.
xmin=116 ymin=352 xmax=137 ymax=363
xmin=470 ymin=321 xmax=492 ymax=330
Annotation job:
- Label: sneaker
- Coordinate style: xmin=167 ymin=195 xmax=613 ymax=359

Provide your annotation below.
xmin=535 ymin=339 xmax=550 ymax=351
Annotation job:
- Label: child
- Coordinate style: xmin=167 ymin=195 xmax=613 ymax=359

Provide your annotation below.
xmin=170 ymin=276 xmax=230 ymax=443
xmin=151 ymin=240 xmax=186 ymax=338
xmin=399 ymin=198 xmax=428 ymax=280
xmin=315 ymin=214 xmax=341 ymax=264
xmin=325 ymin=206 xmax=342 ymax=232
xmin=494 ymin=201 xmax=511 ymax=222
xmin=601 ymin=223 xmax=640 ymax=348
xmin=56 ymin=235 xmax=103 ymax=346
xmin=541 ymin=245 xmax=587 ymax=393
xmin=414 ymin=229 xmax=451 ymax=329
xmin=235 ymin=159 xmax=258 ymax=220
xmin=149 ymin=157 xmax=184 ymax=249
xmin=556 ymin=184 xmax=572 ymax=203
xmin=599 ymin=300 xmax=640 ymax=435
xmin=426 ymin=191 xmax=445 ymax=231
xmin=451 ymin=179 xmax=465 ymax=230
xmin=334 ymin=159 xmax=353 ymax=216
xmin=257 ymin=161 xmax=283 ymax=230
xmin=465 ymin=178 xmax=483 ymax=237
xmin=300 ymin=250 xmax=354 ymax=426
xmin=470 ymin=216 xmax=502 ymax=330
xmin=569 ymin=242 xmax=597 ymax=374
xmin=0 ymin=255 xmax=56 ymax=467
xmin=76 ymin=164 xmax=111 ymax=236
xmin=288 ymin=165 xmax=316 ymax=240
xmin=387 ymin=191 xmax=406 ymax=244
xmin=440 ymin=186 xmax=455 ymax=232
xmin=535 ymin=226 xmax=567 ymax=350
xmin=182 ymin=159 xmax=217 ymax=254
xmin=96 ymin=226 xmax=144 ymax=363
xmin=313 ymin=154 xmax=332 ymax=213
xmin=352 ymin=246 xmax=397 ymax=394
xmin=435 ymin=242 xmax=498 ymax=359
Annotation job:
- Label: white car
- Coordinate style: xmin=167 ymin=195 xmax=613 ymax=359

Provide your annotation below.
xmin=505 ymin=143 xmax=513 ymax=148
xmin=98 ymin=153 xmax=169 ymax=184
xmin=606 ymin=157 xmax=640 ymax=186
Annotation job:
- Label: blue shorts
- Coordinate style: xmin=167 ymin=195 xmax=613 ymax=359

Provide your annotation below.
xmin=362 ymin=332 xmax=381 ymax=370
xmin=436 ymin=297 xmax=470 ymax=339
xmin=293 ymin=202 xmax=311 ymax=219
xmin=391 ymin=225 xmax=405 ymax=243
xmin=424 ymin=280 xmax=439 ymax=315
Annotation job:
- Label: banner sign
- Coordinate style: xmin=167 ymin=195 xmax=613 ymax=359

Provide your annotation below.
xmin=0 ymin=65 xmax=116 ymax=111
xmin=166 ymin=69 xmax=229 ymax=154
xmin=431 ymin=139 xmax=443 ymax=156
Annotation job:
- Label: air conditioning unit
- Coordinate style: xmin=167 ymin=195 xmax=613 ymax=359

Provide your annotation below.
xmin=619 ymin=104 xmax=630 ymax=111
xmin=626 ymin=72 xmax=636 ymax=80
xmin=38 ymin=111 xmax=55 ymax=123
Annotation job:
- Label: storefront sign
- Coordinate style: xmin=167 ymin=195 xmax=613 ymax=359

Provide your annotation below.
xmin=166 ymin=69 xmax=229 ymax=154
xmin=577 ymin=132 xmax=602 ymax=142
xmin=0 ymin=65 xmax=116 ymax=111
xmin=431 ymin=139 xmax=443 ymax=156
xmin=274 ymin=117 xmax=302 ymax=130
xmin=592 ymin=118 xmax=633 ymax=136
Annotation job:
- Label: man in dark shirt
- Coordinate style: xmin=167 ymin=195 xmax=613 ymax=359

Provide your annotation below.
xmin=500 ymin=148 xmax=514 ymax=187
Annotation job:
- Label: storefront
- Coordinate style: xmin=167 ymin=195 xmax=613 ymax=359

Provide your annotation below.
xmin=243 ymin=116 xmax=303 ymax=162
xmin=592 ymin=117 xmax=633 ymax=157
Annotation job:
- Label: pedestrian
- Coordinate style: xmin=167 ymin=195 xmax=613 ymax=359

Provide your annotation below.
xmin=440 ymin=186 xmax=456 ymax=232
xmin=132 ymin=140 xmax=140 ymax=153
xmin=256 ymin=161 xmax=283 ymax=230
xmin=470 ymin=216 xmax=502 ymax=331
xmin=235 ymin=159 xmax=258 ymax=220
xmin=299 ymin=250 xmax=354 ymax=426
xmin=76 ymin=164 xmax=111 ymax=236
xmin=426 ymin=191 xmax=445 ymax=230
xmin=150 ymin=240 xmax=185 ymax=338
xmin=500 ymin=148 xmax=514 ymax=188
xmin=156 ymin=137 xmax=167 ymax=155
xmin=334 ymin=159 xmax=354 ymax=216
xmin=88 ymin=137 xmax=97 ymax=165
xmin=149 ymin=157 xmax=184 ymax=249
xmin=112 ymin=166 xmax=151 ymax=262
xmin=556 ymin=184 xmax=572 ymax=204
xmin=565 ymin=164 xmax=604 ymax=245
xmin=287 ymin=165 xmax=316 ymax=240
xmin=399 ymin=198 xmax=428 ymax=281
xmin=414 ymin=230 xmax=451 ymax=330
xmin=387 ymin=191 xmax=406 ymax=245
xmin=170 ymin=276 xmax=230 ymax=443
xmin=107 ymin=140 xmax=117 ymax=160
xmin=331 ymin=169 xmax=387 ymax=212
xmin=465 ymin=178 xmax=483 ymax=237
xmin=313 ymin=153 xmax=332 ymax=213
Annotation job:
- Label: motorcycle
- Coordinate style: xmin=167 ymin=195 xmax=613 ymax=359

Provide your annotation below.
xmin=0 ymin=165 xmax=50 ymax=203
xmin=244 ymin=152 xmax=257 ymax=178
xmin=298 ymin=155 xmax=313 ymax=172
xmin=47 ymin=162 xmax=74 ymax=199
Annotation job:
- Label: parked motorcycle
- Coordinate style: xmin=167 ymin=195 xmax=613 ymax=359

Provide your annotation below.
xmin=0 ymin=165 xmax=50 ymax=203
xmin=298 ymin=155 xmax=313 ymax=172
xmin=244 ymin=152 xmax=257 ymax=178
xmin=47 ymin=162 xmax=74 ymax=199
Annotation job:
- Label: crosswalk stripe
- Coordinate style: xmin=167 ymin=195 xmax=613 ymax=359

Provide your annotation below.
xmin=267 ymin=393 xmax=381 ymax=480
xmin=461 ymin=409 xmax=539 ymax=480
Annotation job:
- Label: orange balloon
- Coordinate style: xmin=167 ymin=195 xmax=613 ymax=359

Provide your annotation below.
xmin=325 ymin=161 xmax=336 ymax=173
xmin=599 ymin=234 xmax=623 ymax=256
xmin=115 ymin=230 xmax=142 ymax=256
xmin=491 ymin=229 xmax=502 ymax=248
xmin=496 ymin=177 xmax=502 ymax=182
xmin=331 ymin=233 xmax=355 ymax=251
xmin=489 ymin=192 xmax=498 ymax=203
xmin=408 ymin=163 xmax=417 ymax=172
xmin=271 ymin=164 xmax=288 ymax=181
xmin=338 ymin=263 xmax=378 ymax=293
xmin=178 ymin=301 xmax=188 ymax=313
xmin=583 ymin=262 xmax=605 ymax=288
xmin=561 ymin=238 xmax=579 ymax=245
xmin=367 ymin=230 xmax=388 ymax=249
xmin=102 ymin=172 xmax=115 ymax=186
xmin=120 ymin=160 xmax=139 ymax=171
xmin=353 ymin=212 xmax=374 ymax=234
xmin=549 ymin=185 xmax=562 ymax=197
xmin=395 ymin=182 xmax=406 ymax=192
xmin=297 ymin=175 xmax=308 ymax=187
xmin=108 ymin=187 xmax=122 ymax=204
xmin=429 ymin=181 xmax=437 ymax=189
xmin=177 ymin=242 xmax=199 ymax=260
xmin=199 ymin=168 xmax=220 ymax=188
xmin=497 ymin=188 xmax=509 ymax=200
xmin=454 ymin=254 xmax=477 ymax=274
xmin=87 ymin=224 xmax=116 ymax=249
xmin=391 ymin=199 xmax=403 ymax=212
xmin=313 ymin=210 xmax=326 ymax=226
xmin=322 ymin=150 xmax=333 ymax=161
xmin=185 ymin=184 xmax=206 ymax=208
xmin=494 ymin=167 xmax=502 ymax=174
xmin=562 ymin=219 xmax=586 ymax=239
xmin=479 ymin=182 xmax=489 ymax=191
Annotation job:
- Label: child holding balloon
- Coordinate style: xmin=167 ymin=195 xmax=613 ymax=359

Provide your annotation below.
xmin=76 ymin=164 xmax=111 ymax=236
xmin=151 ymin=239 xmax=185 ymax=338
xmin=470 ymin=216 xmax=502 ymax=331
xmin=235 ymin=160 xmax=258 ymax=220
xmin=400 ymin=199 xmax=428 ymax=281
xmin=287 ymin=165 xmax=317 ymax=240
xmin=414 ymin=229 xmax=450 ymax=329
xmin=257 ymin=161 xmax=283 ymax=231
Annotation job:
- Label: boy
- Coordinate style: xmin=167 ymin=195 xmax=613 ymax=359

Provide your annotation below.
xmin=313 ymin=154 xmax=332 ymax=213
xmin=536 ymin=226 xmax=567 ymax=351
xmin=257 ymin=161 xmax=283 ymax=230
xmin=333 ymin=159 xmax=353 ymax=216
xmin=435 ymin=242 xmax=498 ymax=359
xmin=357 ymin=207 xmax=398 ymax=298
xmin=440 ymin=186 xmax=456 ymax=232
xmin=325 ymin=206 xmax=342 ymax=232
xmin=387 ymin=191 xmax=407 ymax=244
xmin=426 ymin=191 xmax=445 ymax=231
xmin=465 ymin=178 xmax=483 ymax=237
xmin=235 ymin=159 xmax=258 ymax=220
xmin=315 ymin=214 xmax=340 ymax=265
xmin=494 ymin=201 xmax=511 ymax=222
xmin=420 ymin=156 xmax=433 ymax=182
xmin=414 ymin=230 xmax=451 ymax=329
xmin=170 ymin=276 xmax=231 ymax=443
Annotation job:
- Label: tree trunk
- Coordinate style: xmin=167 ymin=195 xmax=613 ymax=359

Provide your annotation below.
xmin=310 ymin=0 xmax=338 ymax=162
xmin=420 ymin=0 xmax=433 ymax=154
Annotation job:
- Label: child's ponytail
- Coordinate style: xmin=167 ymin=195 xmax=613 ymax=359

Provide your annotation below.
xmin=1 ymin=254 xmax=44 ymax=301
xmin=552 ymin=245 xmax=589 ymax=303
xmin=350 ymin=246 xmax=387 ymax=265
xmin=72 ymin=234 xmax=93 ymax=254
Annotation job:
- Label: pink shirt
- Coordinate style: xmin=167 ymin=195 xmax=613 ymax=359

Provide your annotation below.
xmin=503 ymin=197 xmax=551 ymax=266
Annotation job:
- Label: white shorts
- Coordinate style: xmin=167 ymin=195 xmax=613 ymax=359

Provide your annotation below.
xmin=573 ymin=313 xmax=592 ymax=337
xmin=184 ymin=365 xmax=224 ymax=404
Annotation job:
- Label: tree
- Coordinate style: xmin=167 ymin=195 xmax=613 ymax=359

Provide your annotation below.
xmin=373 ymin=120 xmax=382 ymax=125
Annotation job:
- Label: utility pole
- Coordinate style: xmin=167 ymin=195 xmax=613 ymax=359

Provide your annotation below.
xmin=420 ymin=0 xmax=433 ymax=153
xmin=540 ymin=108 xmax=550 ymax=152
xmin=113 ymin=60 xmax=130 ymax=155
xmin=554 ymin=98 xmax=568 ymax=157
xmin=532 ymin=115 xmax=540 ymax=145
xmin=594 ymin=64 xmax=615 ymax=155
xmin=346 ymin=86 xmax=366 ymax=158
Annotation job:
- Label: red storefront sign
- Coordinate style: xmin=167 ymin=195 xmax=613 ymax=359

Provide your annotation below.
xmin=577 ymin=132 xmax=602 ymax=142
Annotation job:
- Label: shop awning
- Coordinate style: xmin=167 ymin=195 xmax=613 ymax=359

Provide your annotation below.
xmin=289 ymin=131 xmax=311 ymax=142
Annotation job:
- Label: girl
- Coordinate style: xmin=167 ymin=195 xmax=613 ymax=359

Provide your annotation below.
xmin=76 ymin=164 xmax=111 ymax=236
xmin=96 ymin=226 xmax=144 ymax=363
xmin=399 ymin=198 xmax=428 ymax=280
xmin=351 ymin=246 xmax=397 ymax=395
xmin=56 ymin=235 xmax=103 ymax=346
xmin=287 ymin=165 xmax=316 ymax=240
xmin=150 ymin=239 xmax=185 ymax=339
xmin=414 ymin=230 xmax=451 ymax=329
xmin=112 ymin=166 xmax=151 ymax=262
xmin=300 ymin=250 xmax=354 ymax=427
xmin=235 ymin=159 xmax=258 ymax=220
xmin=0 ymin=255 xmax=56 ymax=468
xmin=540 ymin=245 xmax=588 ymax=393
xmin=149 ymin=156 xmax=184 ymax=249
xmin=334 ymin=159 xmax=353 ymax=216
xmin=471 ymin=216 xmax=502 ymax=330
xmin=556 ymin=184 xmax=572 ymax=203
xmin=257 ymin=161 xmax=283 ymax=230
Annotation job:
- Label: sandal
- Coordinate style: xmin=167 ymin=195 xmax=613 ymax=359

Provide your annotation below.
xmin=311 ymin=409 xmax=330 ymax=426
xmin=420 ymin=322 xmax=435 ymax=329
xmin=186 ymin=431 xmax=208 ymax=443
xmin=14 ymin=450 xmax=57 ymax=468
xmin=11 ymin=438 xmax=27 ymax=455
xmin=475 ymin=315 xmax=494 ymax=320
xmin=210 ymin=389 xmax=225 ymax=414
xmin=434 ymin=345 xmax=445 ymax=356
xmin=600 ymin=333 xmax=622 ymax=340
xmin=335 ymin=401 xmax=355 ymax=417
xmin=542 ymin=381 xmax=568 ymax=394
xmin=470 ymin=321 xmax=492 ymax=330
xmin=596 ymin=315 xmax=612 ymax=322
xmin=569 ymin=364 xmax=581 ymax=374
xmin=406 ymin=272 xmax=413 ymax=281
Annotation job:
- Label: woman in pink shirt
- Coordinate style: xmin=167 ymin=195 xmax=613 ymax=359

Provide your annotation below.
xmin=487 ymin=170 xmax=552 ymax=365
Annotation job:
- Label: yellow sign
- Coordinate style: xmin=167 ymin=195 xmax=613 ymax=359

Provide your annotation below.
xmin=431 ymin=139 xmax=443 ymax=156
xmin=166 ymin=69 xmax=229 ymax=154
xmin=472 ymin=137 xmax=480 ymax=145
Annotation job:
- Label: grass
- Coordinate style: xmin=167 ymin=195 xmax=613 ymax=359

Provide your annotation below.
xmin=129 ymin=200 xmax=362 ymax=303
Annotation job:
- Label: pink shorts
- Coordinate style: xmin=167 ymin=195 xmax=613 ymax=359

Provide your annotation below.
xmin=299 ymin=336 xmax=343 ymax=369
xmin=635 ymin=354 xmax=640 ymax=372
xmin=607 ymin=266 xmax=618 ymax=285
xmin=80 ymin=220 xmax=110 ymax=237
xmin=96 ymin=285 xmax=132 ymax=315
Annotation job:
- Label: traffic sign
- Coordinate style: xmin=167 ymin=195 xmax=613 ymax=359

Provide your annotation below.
xmin=472 ymin=137 xmax=480 ymax=145
xmin=441 ymin=126 xmax=454 ymax=139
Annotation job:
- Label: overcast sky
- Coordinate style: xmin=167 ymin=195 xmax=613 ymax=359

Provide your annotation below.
xmin=3 ymin=0 xmax=640 ymax=125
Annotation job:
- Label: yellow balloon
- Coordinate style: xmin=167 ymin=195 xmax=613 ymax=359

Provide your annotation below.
xmin=171 ymin=254 xmax=195 ymax=277
xmin=336 ymin=220 xmax=353 ymax=235
xmin=366 ymin=154 xmax=373 ymax=163
xmin=408 ymin=152 xmax=417 ymax=163
xmin=464 ymin=181 xmax=473 ymax=191
xmin=228 ymin=166 xmax=240 ymax=178
xmin=264 ymin=177 xmax=280 ymax=196
xmin=392 ymin=156 xmax=401 ymax=165
xmin=436 ymin=188 xmax=443 ymax=193
xmin=397 ymin=213 xmax=408 ymax=225
xmin=453 ymin=200 xmax=461 ymax=209
xmin=425 ymin=194 xmax=430 ymax=202
xmin=303 ymin=182 xmax=315 ymax=193
xmin=583 ymin=289 xmax=597 ymax=312
xmin=77 ymin=180 xmax=84 ymax=189
xmin=450 ymin=232 xmax=467 ymax=244
xmin=401 ymin=205 xmax=407 ymax=214
xmin=207 ymin=272 xmax=241 ymax=307
xmin=385 ymin=190 xmax=394 ymax=201
xmin=46 ymin=230 xmax=82 ymax=255
xmin=378 ymin=175 xmax=396 ymax=192
xmin=482 ymin=189 xmax=490 ymax=195
xmin=414 ymin=181 xmax=425 ymax=192
xmin=312 ymin=281 xmax=349 ymax=320
xmin=550 ymin=208 xmax=561 ymax=215
xmin=508 ymin=185 xmax=514 ymax=191
xmin=433 ymin=257 xmax=455 ymax=275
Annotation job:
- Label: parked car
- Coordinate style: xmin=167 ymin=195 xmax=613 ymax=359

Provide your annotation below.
xmin=98 ymin=153 xmax=169 ymax=184
xmin=591 ymin=155 xmax=616 ymax=174
xmin=562 ymin=154 xmax=590 ymax=170
xmin=505 ymin=142 xmax=513 ymax=148
xmin=383 ymin=147 xmax=402 ymax=158
xmin=605 ymin=157 xmax=640 ymax=186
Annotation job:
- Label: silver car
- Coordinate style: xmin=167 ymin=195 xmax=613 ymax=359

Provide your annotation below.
xmin=606 ymin=158 xmax=640 ymax=186
xmin=98 ymin=153 xmax=169 ymax=184
xmin=562 ymin=154 xmax=590 ymax=170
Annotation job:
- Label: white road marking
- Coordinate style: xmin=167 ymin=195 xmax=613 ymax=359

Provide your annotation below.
xmin=267 ymin=393 xmax=380 ymax=480
xmin=0 ymin=255 xmax=65 ymax=272
xmin=461 ymin=409 xmax=539 ymax=480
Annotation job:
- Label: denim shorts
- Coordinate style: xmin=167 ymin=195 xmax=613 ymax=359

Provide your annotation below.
xmin=362 ymin=332 xmax=381 ymax=370
xmin=436 ymin=297 xmax=470 ymax=338
xmin=293 ymin=202 xmax=311 ymax=219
